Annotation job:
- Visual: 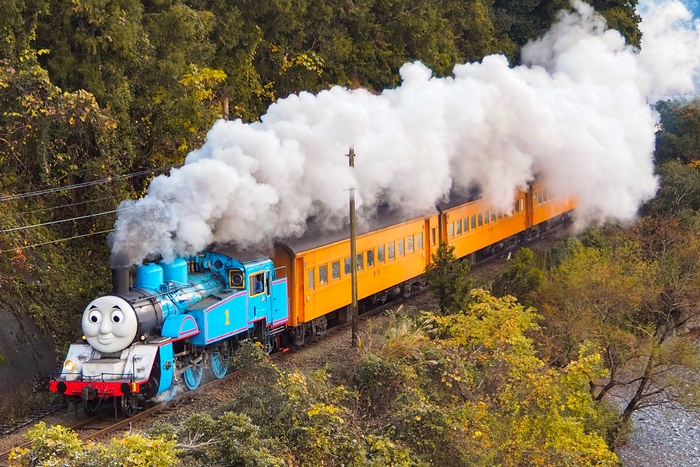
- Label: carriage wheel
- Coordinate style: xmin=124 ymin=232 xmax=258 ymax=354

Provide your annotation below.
xmin=121 ymin=394 xmax=138 ymax=417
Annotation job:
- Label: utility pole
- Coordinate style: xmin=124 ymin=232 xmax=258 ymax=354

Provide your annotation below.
xmin=347 ymin=147 xmax=359 ymax=348
xmin=223 ymin=96 xmax=230 ymax=120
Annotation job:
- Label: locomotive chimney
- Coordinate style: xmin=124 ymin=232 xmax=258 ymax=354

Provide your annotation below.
xmin=111 ymin=266 xmax=130 ymax=295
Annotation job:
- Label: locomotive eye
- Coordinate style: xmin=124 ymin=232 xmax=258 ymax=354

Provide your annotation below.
xmin=111 ymin=309 xmax=125 ymax=324
xmin=88 ymin=310 xmax=101 ymax=323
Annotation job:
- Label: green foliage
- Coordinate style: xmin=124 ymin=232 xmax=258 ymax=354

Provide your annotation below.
xmin=9 ymin=422 xmax=178 ymax=467
xmin=424 ymin=242 xmax=473 ymax=313
xmin=9 ymin=422 xmax=83 ymax=466
xmin=654 ymin=98 xmax=700 ymax=166
xmin=175 ymin=412 xmax=285 ymax=467
xmin=356 ymin=290 xmax=618 ymax=466
xmin=644 ymin=160 xmax=700 ymax=215
xmin=538 ymin=217 xmax=700 ymax=444
xmin=491 ymin=247 xmax=543 ymax=306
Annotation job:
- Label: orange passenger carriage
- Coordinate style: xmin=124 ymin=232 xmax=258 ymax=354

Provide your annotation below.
xmin=273 ymin=210 xmax=439 ymax=345
xmin=273 ymin=181 xmax=576 ymax=346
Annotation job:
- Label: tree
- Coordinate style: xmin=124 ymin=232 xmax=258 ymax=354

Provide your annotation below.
xmin=538 ymin=220 xmax=700 ymax=445
xmin=654 ymin=98 xmax=700 ymax=166
xmin=491 ymin=247 xmax=543 ymax=306
xmin=424 ymin=242 xmax=473 ymax=314
xmin=643 ymin=160 xmax=700 ymax=215
xmin=355 ymin=290 xmax=619 ymax=466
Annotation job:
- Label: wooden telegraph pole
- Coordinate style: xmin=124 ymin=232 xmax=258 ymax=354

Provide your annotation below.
xmin=347 ymin=147 xmax=359 ymax=348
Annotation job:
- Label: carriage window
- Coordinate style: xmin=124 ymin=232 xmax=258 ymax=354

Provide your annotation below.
xmin=332 ymin=261 xmax=340 ymax=280
xmin=514 ymin=200 xmax=520 ymax=213
xmin=389 ymin=242 xmax=395 ymax=259
xmin=491 ymin=212 xmax=496 ymax=223
xmin=478 ymin=213 xmax=483 ymax=226
xmin=319 ymin=265 xmax=328 ymax=284
xmin=448 ymin=222 xmax=454 ymax=237
xmin=398 ymin=239 xmax=405 ymax=256
xmin=307 ymin=269 xmax=314 ymax=289
xmin=417 ymin=232 xmax=423 ymax=249
xmin=431 ymin=228 xmax=436 ymax=245
xmin=484 ymin=211 xmax=490 ymax=224
xmin=250 ymin=273 xmax=265 ymax=295
xmin=471 ymin=215 xmax=476 ymax=230
xmin=543 ymin=190 xmax=548 ymax=202
xmin=464 ymin=218 xmax=469 ymax=233
xmin=407 ymin=236 xmax=414 ymax=253
xmin=357 ymin=253 xmax=363 ymax=271
xmin=456 ymin=220 xmax=462 ymax=235
xmin=378 ymin=245 xmax=385 ymax=262
xmin=344 ymin=257 xmax=351 ymax=275
xmin=537 ymin=192 xmax=543 ymax=205
xmin=367 ymin=249 xmax=375 ymax=267
xmin=498 ymin=211 xmax=502 ymax=220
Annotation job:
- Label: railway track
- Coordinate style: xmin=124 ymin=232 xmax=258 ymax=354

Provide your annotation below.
xmin=0 ymin=223 xmax=572 ymax=465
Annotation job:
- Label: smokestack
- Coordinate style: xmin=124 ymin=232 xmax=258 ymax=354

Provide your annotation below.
xmin=111 ymin=266 xmax=130 ymax=295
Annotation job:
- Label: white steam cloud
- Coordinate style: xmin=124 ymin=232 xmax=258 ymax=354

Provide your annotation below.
xmin=110 ymin=0 xmax=700 ymax=266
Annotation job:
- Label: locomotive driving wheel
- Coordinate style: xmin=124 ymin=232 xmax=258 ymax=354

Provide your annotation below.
xmin=208 ymin=341 xmax=231 ymax=379
xmin=183 ymin=355 xmax=204 ymax=390
xmin=121 ymin=394 xmax=138 ymax=417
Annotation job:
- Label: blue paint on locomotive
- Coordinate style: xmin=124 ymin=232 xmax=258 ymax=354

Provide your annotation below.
xmin=157 ymin=342 xmax=174 ymax=395
xmin=132 ymin=249 xmax=289 ymax=349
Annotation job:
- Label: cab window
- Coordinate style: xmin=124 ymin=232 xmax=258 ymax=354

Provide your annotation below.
xmin=250 ymin=272 xmax=266 ymax=295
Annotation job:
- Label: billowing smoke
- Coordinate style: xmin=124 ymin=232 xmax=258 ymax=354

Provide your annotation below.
xmin=110 ymin=0 xmax=700 ymax=267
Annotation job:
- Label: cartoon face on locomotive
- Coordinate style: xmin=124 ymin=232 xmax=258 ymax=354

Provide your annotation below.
xmin=50 ymin=250 xmax=290 ymax=417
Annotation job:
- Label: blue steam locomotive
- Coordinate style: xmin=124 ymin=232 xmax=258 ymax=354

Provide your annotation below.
xmin=50 ymin=246 xmax=288 ymax=416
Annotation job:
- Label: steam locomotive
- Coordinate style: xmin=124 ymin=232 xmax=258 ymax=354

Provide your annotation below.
xmin=50 ymin=248 xmax=288 ymax=416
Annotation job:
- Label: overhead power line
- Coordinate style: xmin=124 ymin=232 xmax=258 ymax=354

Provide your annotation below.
xmin=0 ymin=228 xmax=120 ymax=254
xmin=0 ymin=197 xmax=115 ymax=221
xmin=0 ymin=165 xmax=179 ymax=202
xmin=0 ymin=204 xmax=141 ymax=234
